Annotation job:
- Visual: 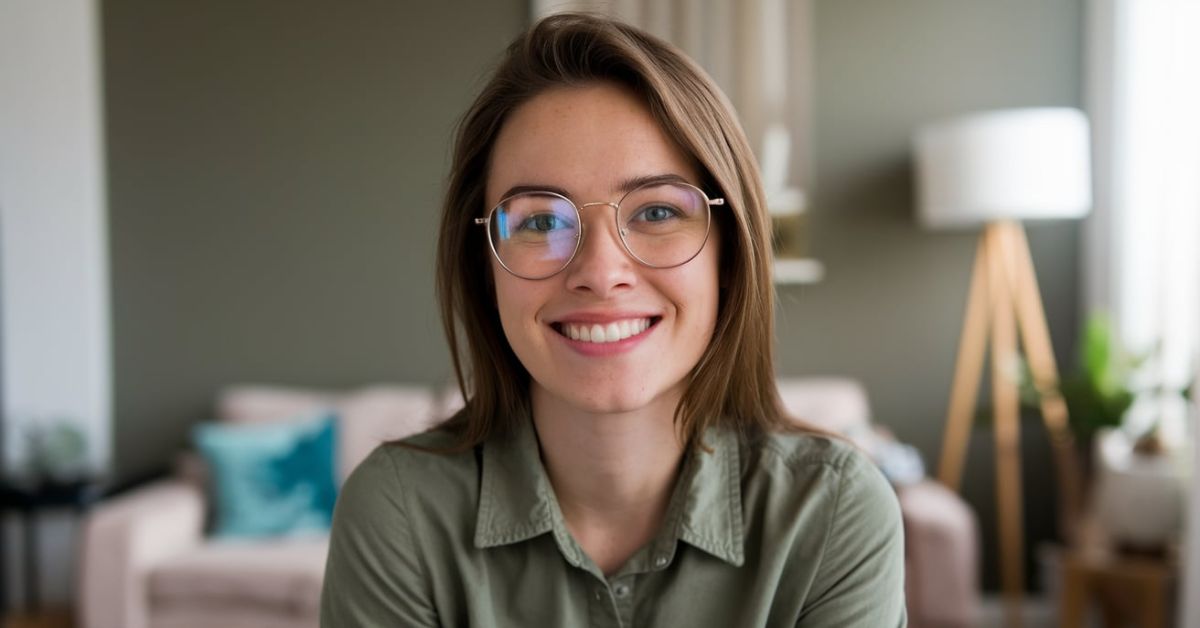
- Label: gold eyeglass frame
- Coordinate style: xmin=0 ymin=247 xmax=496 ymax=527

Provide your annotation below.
xmin=473 ymin=181 xmax=725 ymax=280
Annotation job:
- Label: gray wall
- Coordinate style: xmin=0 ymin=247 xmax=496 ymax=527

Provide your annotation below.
xmin=104 ymin=1 xmax=527 ymax=479
xmin=104 ymin=0 xmax=1083 ymax=590
xmin=781 ymin=0 xmax=1083 ymax=590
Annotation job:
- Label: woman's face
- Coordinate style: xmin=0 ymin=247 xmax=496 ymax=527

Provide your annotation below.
xmin=485 ymin=82 xmax=721 ymax=417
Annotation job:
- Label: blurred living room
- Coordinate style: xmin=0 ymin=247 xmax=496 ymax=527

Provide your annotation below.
xmin=2 ymin=0 xmax=1198 ymax=627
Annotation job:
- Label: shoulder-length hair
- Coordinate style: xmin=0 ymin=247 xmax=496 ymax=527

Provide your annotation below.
xmin=436 ymin=12 xmax=796 ymax=450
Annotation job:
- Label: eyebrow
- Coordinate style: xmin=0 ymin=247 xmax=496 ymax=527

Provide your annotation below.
xmin=496 ymin=173 xmax=694 ymax=203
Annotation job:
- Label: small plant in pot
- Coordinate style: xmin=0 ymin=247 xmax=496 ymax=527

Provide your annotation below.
xmin=22 ymin=418 xmax=91 ymax=486
xmin=1021 ymin=313 xmax=1193 ymax=551
xmin=1019 ymin=314 xmax=1139 ymax=477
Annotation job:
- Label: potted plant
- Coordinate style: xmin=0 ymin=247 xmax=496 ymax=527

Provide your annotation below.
xmin=1022 ymin=313 xmax=1193 ymax=550
xmin=1020 ymin=314 xmax=1137 ymax=473
xmin=22 ymin=418 xmax=91 ymax=486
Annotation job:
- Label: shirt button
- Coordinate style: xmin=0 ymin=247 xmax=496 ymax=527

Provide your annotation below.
xmin=614 ymin=584 xmax=630 ymax=598
xmin=655 ymin=556 xmax=668 ymax=567
xmin=594 ymin=589 xmax=603 ymax=601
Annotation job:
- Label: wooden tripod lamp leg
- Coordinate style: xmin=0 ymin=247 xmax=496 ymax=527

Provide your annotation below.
xmin=1005 ymin=222 xmax=1082 ymax=544
xmin=938 ymin=229 xmax=993 ymax=491
xmin=988 ymin=222 xmax=1026 ymax=627
xmin=940 ymin=223 xmax=1046 ymax=628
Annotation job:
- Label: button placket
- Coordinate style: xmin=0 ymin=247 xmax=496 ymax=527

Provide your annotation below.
xmin=609 ymin=574 xmax=638 ymax=626
xmin=587 ymin=581 xmax=620 ymax=627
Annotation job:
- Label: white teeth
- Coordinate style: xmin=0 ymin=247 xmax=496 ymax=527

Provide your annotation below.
xmin=561 ymin=318 xmax=653 ymax=344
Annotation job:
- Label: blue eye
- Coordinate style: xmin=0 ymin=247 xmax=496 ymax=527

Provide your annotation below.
xmin=520 ymin=213 xmax=571 ymax=232
xmin=634 ymin=205 xmax=681 ymax=222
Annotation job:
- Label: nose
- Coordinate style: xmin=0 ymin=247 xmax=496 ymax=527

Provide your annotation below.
xmin=563 ymin=205 xmax=637 ymax=298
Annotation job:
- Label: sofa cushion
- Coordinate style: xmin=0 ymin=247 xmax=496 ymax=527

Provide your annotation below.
xmin=776 ymin=377 xmax=873 ymax=435
xmin=149 ymin=537 xmax=328 ymax=617
xmin=897 ymin=479 xmax=980 ymax=626
xmin=336 ymin=386 xmax=444 ymax=479
xmin=217 ymin=384 xmax=440 ymax=481
xmin=194 ymin=413 xmax=338 ymax=538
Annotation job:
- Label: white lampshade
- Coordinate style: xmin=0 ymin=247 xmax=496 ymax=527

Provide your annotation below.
xmin=913 ymin=107 xmax=1092 ymax=230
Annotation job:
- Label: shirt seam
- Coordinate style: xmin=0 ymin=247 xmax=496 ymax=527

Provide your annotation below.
xmin=474 ymin=442 xmax=496 ymax=547
xmin=722 ymin=432 xmax=745 ymax=564
xmin=760 ymin=435 xmax=853 ymax=476
xmin=382 ymin=446 xmax=439 ymax=615
xmin=805 ymin=457 xmax=848 ymax=610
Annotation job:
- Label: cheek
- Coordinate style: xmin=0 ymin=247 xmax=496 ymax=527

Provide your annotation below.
xmin=491 ymin=264 xmax=549 ymax=351
xmin=667 ymin=247 xmax=722 ymax=356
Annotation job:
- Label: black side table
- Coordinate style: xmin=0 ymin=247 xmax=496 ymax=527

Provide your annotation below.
xmin=0 ymin=476 xmax=106 ymax=614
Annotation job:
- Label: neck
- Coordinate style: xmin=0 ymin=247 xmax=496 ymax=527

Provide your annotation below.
xmin=531 ymin=384 xmax=687 ymax=569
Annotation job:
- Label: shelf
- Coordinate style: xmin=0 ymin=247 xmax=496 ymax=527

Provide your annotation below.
xmin=773 ymin=258 xmax=824 ymax=285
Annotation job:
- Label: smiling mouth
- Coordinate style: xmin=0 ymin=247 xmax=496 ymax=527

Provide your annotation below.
xmin=551 ymin=317 xmax=661 ymax=344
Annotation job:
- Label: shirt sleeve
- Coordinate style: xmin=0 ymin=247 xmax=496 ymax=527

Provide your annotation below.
xmin=797 ymin=450 xmax=907 ymax=627
xmin=320 ymin=446 xmax=440 ymax=627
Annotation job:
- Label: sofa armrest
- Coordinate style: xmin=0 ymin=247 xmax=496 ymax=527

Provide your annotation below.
xmin=78 ymin=479 xmax=206 ymax=628
xmin=897 ymin=479 xmax=980 ymax=628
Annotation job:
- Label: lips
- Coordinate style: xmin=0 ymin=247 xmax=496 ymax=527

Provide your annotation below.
xmin=551 ymin=316 xmax=661 ymax=344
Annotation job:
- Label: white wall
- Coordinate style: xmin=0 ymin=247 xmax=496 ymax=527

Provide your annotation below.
xmin=0 ymin=0 xmax=109 ymax=608
xmin=0 ymin=0 xmax=110 ymax=475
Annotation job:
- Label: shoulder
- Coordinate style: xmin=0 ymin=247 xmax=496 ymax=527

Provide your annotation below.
xmin=324 ymin=431 xmax=466 ymax=625
xmin=738 ymin=429 xmax=905 ymax=623
xmin=336 ymin=426 xmax=481 ymax=528
xmin=751 ymin=428 xmax=882 ymax=480
xmin=744 ymin=429 xmax=900 ymax=526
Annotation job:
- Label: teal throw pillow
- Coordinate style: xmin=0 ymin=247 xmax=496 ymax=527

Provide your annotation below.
xmin=193 ymin=412 xmax=338 ymax=538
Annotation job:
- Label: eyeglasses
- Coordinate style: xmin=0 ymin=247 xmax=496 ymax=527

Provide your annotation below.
xmin=474 ymin=181 xmax=725 ymax=280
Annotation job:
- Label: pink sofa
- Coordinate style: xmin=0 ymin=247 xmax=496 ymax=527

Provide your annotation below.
xmin=78 ymin=378 xmax=978 ymax=628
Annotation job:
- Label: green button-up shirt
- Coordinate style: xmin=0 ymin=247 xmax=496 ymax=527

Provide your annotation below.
xmin=321 ymin=414 xmax=906 ymax=627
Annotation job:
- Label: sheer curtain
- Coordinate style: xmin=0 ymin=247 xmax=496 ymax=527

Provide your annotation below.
xmin=530 ymin=0 xmax=813 ymax=206
xmin=1085 ymin=0 xmax=1200 ymax=436
xmin=1085 ymin=1 xmax=1200 ymax=623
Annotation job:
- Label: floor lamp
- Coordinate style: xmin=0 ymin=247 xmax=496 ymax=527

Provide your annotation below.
xmin=914 ymin=108 xmax=1092 ymax=626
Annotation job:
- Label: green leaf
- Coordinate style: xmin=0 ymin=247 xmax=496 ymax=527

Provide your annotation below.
xmin=1081 ymin=313 xmax=1114 ymax=392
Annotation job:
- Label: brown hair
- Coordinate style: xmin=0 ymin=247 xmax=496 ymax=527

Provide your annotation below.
xmin=435 ymin=12 xmax=798 ymax=450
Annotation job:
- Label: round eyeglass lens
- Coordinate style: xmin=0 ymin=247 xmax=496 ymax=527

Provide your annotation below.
xmin=489 ymin=192 xmax=580 ymax=278
xmin=617 ymin=183 xmax=711 ymax=267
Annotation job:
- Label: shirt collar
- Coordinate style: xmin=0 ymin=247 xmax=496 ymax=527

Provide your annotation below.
xmin=473 ymin=413 xmax=745 ymax=568
xmin=474 ymin=411 xmax=585 ymax=566
xmin=676 ymin=426 xmax=745 ymax=566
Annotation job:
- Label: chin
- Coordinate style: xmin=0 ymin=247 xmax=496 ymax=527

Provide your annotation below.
xmin=574 ymin=394 xmax=652 ymax=416
xmin=539 ymin=376 xmax=679 ymax=417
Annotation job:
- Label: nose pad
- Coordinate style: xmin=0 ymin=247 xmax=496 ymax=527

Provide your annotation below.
xmin=564 ymin=208 xmax=636 ymax=295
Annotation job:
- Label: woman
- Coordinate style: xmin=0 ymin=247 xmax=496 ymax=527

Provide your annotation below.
xmin=322 ymin=13 xmax=904 ymax=627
